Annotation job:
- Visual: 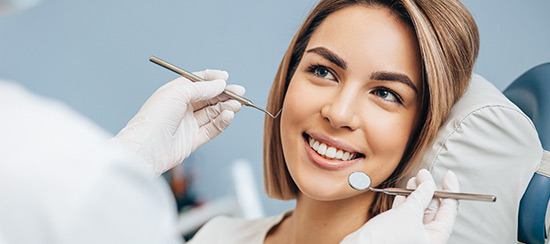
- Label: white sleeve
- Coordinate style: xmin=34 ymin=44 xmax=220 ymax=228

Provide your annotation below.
xmin=0 ymin=81 xmax=184 ymax=244
xmin=56 ymin=150 xmax=184 ymax=244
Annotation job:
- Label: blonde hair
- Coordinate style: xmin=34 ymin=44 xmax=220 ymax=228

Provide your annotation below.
xmin=263 ymin=0 xmax=479 ymax=217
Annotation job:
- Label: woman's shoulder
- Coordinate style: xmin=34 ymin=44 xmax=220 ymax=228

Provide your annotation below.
xmin=188 ymin=213 xmax=288 ymax=244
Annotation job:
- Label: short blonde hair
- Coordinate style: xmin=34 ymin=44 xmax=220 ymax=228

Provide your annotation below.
xmin=263 ymin=0 xmax=479 ymax=217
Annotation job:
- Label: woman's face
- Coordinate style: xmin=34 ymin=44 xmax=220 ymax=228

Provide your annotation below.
xmin=280 ymin=5 xmax=422 ymax=201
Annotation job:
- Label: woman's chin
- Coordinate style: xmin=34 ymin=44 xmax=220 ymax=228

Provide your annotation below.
xmin=296 ymin=178 xmax=362 ymax=202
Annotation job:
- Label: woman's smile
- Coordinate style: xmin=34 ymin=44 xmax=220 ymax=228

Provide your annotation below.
xmin=303 ymin=132 xmax=365 ymax=170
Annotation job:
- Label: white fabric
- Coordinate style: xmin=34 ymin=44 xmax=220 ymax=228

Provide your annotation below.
xmin=0 ymin=81 xmax=183 ymax=244
xmin=538 ymin=150 xmax=550 ymax=177
xmin=401 ymin=74 xmax=543 ymax=243
xmin=187 ymin=213 xmax=287 ymax=243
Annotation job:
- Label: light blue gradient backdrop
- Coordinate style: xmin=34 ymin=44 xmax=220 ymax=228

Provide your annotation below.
xmin=1 ymin=0 xmax=549 ymax=216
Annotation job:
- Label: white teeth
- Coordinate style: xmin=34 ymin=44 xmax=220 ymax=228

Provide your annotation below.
xmin=312 ymin=140 xmax=320 ymax=151
xmin=318 ymin=143 xmax=327 ymax=155
xmin=326 ymin=147 xmax=337 ymax=158
xmin=308 ymin=136 xmax=357 ymax=161
xmin=335 ymin=150 xmax=343 ymax=160
xmin=343 ymin=151 xmax=351 ymax=161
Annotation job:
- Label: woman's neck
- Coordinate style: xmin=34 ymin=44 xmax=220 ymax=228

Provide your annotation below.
xmin=266 ymin=192 xmax=376 ymax=244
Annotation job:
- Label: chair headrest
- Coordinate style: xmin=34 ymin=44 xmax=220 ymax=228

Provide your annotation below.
xmin=401 ymin=74 xmax=543 ymax=243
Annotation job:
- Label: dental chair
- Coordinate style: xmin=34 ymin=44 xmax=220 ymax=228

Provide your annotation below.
xmin=401 ymin=65 xmax=549 ymax=243
xmin=504 ymin=62 xmax=550 ymax=244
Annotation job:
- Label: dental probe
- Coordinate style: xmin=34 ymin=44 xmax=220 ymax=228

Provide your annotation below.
xmin=348 ymin=171 xmax=496 ymax=202
xmin=149 ymin=56 xmax=282 ymax=119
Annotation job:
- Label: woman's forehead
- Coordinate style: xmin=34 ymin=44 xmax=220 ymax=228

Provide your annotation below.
xmin=305 ymin=5 xmax=421 ymax=85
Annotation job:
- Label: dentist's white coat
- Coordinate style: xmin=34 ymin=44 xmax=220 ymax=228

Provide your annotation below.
xmin=0 ymin=80 xmax=183 ymax=244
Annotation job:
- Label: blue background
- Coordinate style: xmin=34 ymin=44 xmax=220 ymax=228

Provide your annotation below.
xmin=1 ymin=0 xmax=549 ymax=216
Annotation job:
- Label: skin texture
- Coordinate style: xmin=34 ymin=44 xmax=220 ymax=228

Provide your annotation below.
xmin=265 ymin=5 xmax=422 ymax=244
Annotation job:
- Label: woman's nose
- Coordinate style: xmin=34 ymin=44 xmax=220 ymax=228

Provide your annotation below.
xmin=321 ymin=91 xmax=361 ymax=131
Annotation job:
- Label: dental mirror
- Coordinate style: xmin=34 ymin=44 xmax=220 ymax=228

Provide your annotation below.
xmin=348 ymin=171 xmax=496 ymax=202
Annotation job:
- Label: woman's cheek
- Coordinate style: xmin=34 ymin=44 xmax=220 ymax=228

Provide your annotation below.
xmin=285 ymin=80 xmax=326 ymax=119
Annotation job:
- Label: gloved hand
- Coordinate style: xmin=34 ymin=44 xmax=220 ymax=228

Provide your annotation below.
xmin=113 ymin=69 xmax=245 ymax=176
xmin=340 ymin=169 xmax=460 ymax=244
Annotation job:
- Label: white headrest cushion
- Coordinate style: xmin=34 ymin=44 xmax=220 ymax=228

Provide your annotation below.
xmin=402 ymin=74 xmax=543 ymax=243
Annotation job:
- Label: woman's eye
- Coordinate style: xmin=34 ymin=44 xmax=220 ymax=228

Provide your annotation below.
xmin=373 ymin=89 xmax=401 ymax=104
xmin=312 ymin=66 xmax=335 ymax=80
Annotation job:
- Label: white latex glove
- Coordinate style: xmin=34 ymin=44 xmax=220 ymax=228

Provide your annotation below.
xmin=340 ymin=169 xmax=460 ymax=244
xmin=113 ymin=69 xmax=245 ymax=176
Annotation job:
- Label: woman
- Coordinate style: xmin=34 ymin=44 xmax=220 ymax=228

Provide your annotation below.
xmin=191 ymin=0 xmax=479 ymax=243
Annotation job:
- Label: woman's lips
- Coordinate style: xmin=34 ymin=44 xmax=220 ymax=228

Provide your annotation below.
xmin=307 ymin=132 xmax=361 ymax=155
xmin=303 ymin=134 xmax=363 ymax=171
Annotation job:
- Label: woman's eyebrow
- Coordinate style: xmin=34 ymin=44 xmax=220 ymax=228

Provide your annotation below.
xmin=370 ymin=71 xmax=418 ymax=94
xmin=305 ymin=47 xmax=347 ymax=69
xmin=305 ymin=47 xmax=418 ymax=94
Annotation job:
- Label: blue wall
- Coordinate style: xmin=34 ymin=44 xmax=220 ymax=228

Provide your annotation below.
xmin=1 ymin=0 xmax=549 ymax=216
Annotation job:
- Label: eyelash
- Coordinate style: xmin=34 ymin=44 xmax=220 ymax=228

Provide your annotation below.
xmin=306 ymin=64 xmax=337 ymax=80
xmin=372 ymin=87 xmax=403 ymax=104
xmin=306 ymin=64 xmax=403 ymax=105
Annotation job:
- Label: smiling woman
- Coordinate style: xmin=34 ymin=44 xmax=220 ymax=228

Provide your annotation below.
xmin=189 ymin=0 xmax=479 ymax=243
xmin=279 ymin=4 xmax=423 ymax=210
xmin=265 ymin=0 xmax=478 ymax=215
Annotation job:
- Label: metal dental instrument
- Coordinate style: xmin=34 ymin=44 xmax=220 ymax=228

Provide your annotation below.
xmin=348 ymin=171 xmax=496 ymax=202
xmin=149 ymin=56 xmax=281 ymax=119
